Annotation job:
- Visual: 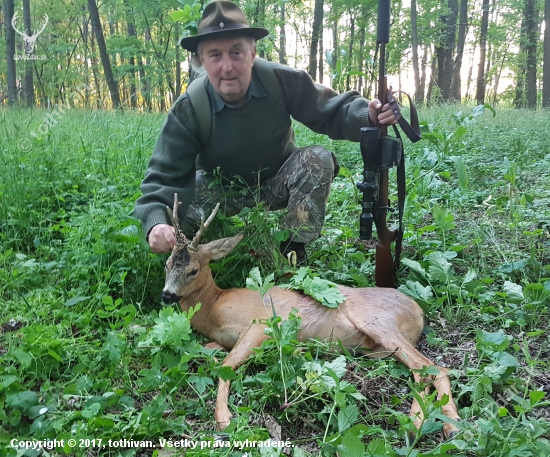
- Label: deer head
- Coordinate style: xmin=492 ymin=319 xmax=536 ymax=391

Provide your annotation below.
xmin=11 ymin=12 xmax=49 ymax=55
xmin=161 ymin=194 xmax=242 ymax=305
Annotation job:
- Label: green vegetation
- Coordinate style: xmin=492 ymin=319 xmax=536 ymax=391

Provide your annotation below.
xmin=1 ymin=105 xmax=549 ymax=456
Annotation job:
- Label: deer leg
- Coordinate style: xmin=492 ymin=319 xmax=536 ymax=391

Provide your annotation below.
xmin=214 ymin=328 xmax=269 ymax=430
xmin=392 ymin=342 xmax=460 ymax=439
xmin=204 ymin=341 xmax=226 ymax=350
xmin=409 ymin=370 xmax=433 ymax=435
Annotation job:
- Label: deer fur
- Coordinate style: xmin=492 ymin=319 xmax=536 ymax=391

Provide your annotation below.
xmin=161 ymin=195 xmax=460 ymax=438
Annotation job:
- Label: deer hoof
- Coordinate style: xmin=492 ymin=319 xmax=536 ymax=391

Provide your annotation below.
xmin=443 ymin=419 xmax=461 ymax=440
xmin=215 ymin=409 xmax=232 ymax=430
xmin=216 ymin=419 xmax=231 ymax=430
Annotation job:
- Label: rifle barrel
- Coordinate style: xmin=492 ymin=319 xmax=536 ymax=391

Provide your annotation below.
xmin=377 ymin=0 xmax=391 ymax=44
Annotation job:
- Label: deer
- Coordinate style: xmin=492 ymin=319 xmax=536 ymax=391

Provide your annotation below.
xmin=160 ymin=194 xmax=461 ymax=439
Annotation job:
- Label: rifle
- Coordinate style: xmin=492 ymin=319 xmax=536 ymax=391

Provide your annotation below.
xmin=357 ymin=0 xmax=421 ymax=288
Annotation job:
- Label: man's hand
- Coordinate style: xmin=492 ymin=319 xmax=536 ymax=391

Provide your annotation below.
xmin=369 ymin=99 xmax=398 ymax=126
xmin=148 ymin=224 xmax=176 ymax=253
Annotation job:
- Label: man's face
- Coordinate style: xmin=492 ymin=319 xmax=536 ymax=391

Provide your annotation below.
xmin=199 ymin=36 xmax=256 ymax=106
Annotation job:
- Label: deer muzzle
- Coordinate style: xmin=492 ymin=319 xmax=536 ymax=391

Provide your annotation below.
xmin=161 ymin=290 xmax=181 ymax=305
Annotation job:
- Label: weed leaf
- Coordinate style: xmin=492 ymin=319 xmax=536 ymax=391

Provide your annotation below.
xmin=338 ymin=404 xmax=359 ymax=433
xmin=398 ymin=280 xmax=433 ymax=304
xmin=450 ymin=156 xmax=469 ymax=193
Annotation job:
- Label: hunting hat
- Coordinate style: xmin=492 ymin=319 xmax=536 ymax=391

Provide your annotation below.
xmin=179 ymin=1 xmax=269 ymax=53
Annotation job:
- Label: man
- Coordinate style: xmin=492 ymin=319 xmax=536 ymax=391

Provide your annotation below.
xmin=134 ymin=0 xmax=397 ymax=262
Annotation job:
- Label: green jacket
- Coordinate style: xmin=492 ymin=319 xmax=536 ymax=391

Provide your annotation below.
xmin=134 ymin=60 xmax=372 ymax=237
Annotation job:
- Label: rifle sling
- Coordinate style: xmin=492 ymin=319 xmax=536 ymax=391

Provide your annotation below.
xmin=385 ymin=87 xmax=420 ymax=271
xmin=386 ymin=88 xmax=422 ymax=144
xmin=392 ymin=125 xmax=406 ymax=271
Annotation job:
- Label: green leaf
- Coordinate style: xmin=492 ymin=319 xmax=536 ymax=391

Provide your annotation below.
xmin=427 ymin=251 xmax=452 ymax=283
xmin=398 ymin=280 xmax=433 ymax=304
xmin=338 ymin=404 xmax=359 ymax=433
xmin=336 ymin=428 xmax=365 ymax=457
xmin=64 ymin=296 xmax=90 ymax=307
xmin=450 ymin=156 xmax=469 ymax=193
xmin=491 ymin=352 xmax=519 ymax=368
xmin=246 ymin=267 xmax=275 ymax=297
xmin=8 ymin=391 xmax=38 ymax=410
xmin=188 ymin=375 xmax=214 ymax=394
xmin=8 ymin=409 xmax=21 ymax=426
xmin=476 ymin=329 xmax=510 ymax=353
xmin=462 ymin=268 xmax=477 ymax=285
xmin=217 ymin=366 xmax=237 ymax=381
xmin=529 ymin=390 xmax=546 ymax=406
xmin=432 ymin=205 xmax=456 ymax=232
xmin=102 ymin=332 xmax=126 ymax=364
xmin=503 ymin=281 xmax=524 ymax=302
xmin=282 ymin=267 xmax=345 ymax=308
xmin=138 ymin=307 xmax=195 ymax=350
xmin=324 ymin=356 xmax=347 ymax=379
xmin=401 ymin=258 xmax=427 ymax=277
xmin=28 ymin=405 xmax=49 ymax=419
xmin=47 ymin=348 xmax=63 ymax=362
xmin=81 ymin=402 xmax=101 ymax=419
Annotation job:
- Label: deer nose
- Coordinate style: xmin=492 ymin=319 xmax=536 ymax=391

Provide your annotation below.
xmin=161 ymin=290 xmax=181 ymax=304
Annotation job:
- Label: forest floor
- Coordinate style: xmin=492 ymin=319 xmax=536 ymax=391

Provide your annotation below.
xmin=0 ymin=104 xmax=549 ymax=456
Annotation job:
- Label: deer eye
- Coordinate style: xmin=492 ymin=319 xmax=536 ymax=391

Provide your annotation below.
xmin=187 ymin=269 xmax=199 ymax=277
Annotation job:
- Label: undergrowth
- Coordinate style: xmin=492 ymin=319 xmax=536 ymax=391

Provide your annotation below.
xmin=0 ymin=104 xmax=549 ymax=456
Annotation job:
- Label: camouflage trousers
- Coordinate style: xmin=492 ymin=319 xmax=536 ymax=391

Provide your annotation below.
xmin=184 ymin=146 xmax=338 ymax=244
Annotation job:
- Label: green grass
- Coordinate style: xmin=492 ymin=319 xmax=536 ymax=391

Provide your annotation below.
xmin=0 ymin=104 xmax=549 ymax=456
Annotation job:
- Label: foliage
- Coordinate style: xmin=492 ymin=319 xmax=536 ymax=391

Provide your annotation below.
xmin=1 ymin=105 xmax=549 ymax=455
xmin=279 ymin=267 xmax=345 ymax=308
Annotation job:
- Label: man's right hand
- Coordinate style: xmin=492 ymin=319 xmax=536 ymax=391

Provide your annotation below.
xmin=148 ymin=224 xmax=176 ymax=253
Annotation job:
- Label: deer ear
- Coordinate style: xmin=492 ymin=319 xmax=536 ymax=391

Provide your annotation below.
xmin=202 ymin=234 xmax=244 ymax=260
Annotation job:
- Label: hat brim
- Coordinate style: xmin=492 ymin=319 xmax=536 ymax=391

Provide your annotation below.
xmin=180 ymin=27 xmax=269 ymax=53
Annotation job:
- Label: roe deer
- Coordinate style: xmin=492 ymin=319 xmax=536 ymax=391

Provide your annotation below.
xmin=161 ymin=194 xmax=461 ymax=438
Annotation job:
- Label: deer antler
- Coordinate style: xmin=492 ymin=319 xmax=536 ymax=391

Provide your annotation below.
xmin=166 ymin=193 xmax=190 ymax=247
xmin=11 ymin=12 xmax=26 ymax=37
xmin=189 ymin=203 xmax=220 ymax=251
xmin=36 ymin=14 xmax=49 ymax=36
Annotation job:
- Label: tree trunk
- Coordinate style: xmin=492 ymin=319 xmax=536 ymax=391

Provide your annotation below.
xmin=450 ymin=0 xmax=468 ymax=101
xmin=308 ymin=0 xmax=323 ymax=81
xmin=493 ymin=42 xmax=511 ymax=106
xmin=411 ymin=0 xmax=421 ymax=101
xmin=525 ymin=0 xmax=538 ymax=108
xmin=278 ymin=2 xmax=286 ymax=65
xmin=436 ymin=0 xmax=458 ymax=101
xmin=175 ymin=24 xmax=182 ymax=102
xmin=427 ymin=52 xmax=437 ymax=105
xmin=5 ymin=0 xmax=17 ymax=106
xmin=140 ymin=27 xmax=152 ymax=112
xmin=87 ymin=0 xmax=122 ymax=110
xmin=475 ymin=0 xmax=490 ymax=105
xmin=346 ymin=11 xmax=355 ymax=91
xmin=358 ymin=24 xmax=365 ymax=96
xmin=22 ymin=0 xmax=34 ymax=107
xmin=444 ymin=0 xmax=458 ymax=100
xmin=254 ymin=0 xmax=265 ymax=58
xmin=331 ymin=19 xmax=338 ymax=90
xmin=319 ymin=23 xmax=324 ymax=84
xmin=544 ymin=0 xmax=550 ymax=107
xmin=123 ymin=0 xmax=138 ymax=109
xmin=90 ymin=28 xmax=102 ymax=109
xmin=515 ymin=6 xmax=528 ymax=108
xmin=417 ymin=44 xmax=428 ymax=104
